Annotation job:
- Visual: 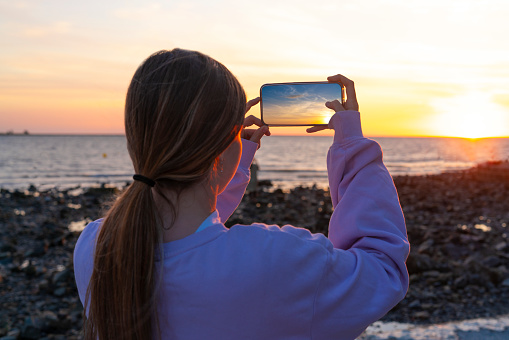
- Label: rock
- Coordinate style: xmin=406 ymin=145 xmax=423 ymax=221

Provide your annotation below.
xmin=70 ymin=310 xmax=83 ymax=324
xmin=52 ymin=336 xmax=68 ymax=340
xmin=482 ymin=256 xmax=501 ymax=267
xmin=24 ymin=242 xmax=46 ymax=257
xmin=36 ymin=311 xmax=60 ymax=331
xmin=23 ymin=263 xmax=37 ymax=278
xmin=417 ymin=239 xmax=434 ymax=253
xmin=7 ymin=329 xmax=20 ymax=339
xmin=0 ymin=242 xmax=16 ymax=253
xmin=11 ymin=190 xmax=26 ymax=198
xmin=0 ymin=315 xmax=8 ymax=337
xmin=53 ymin=287 xmax=67 ymax=297
xmin=0 ymin=252 xmax=11 ymax=260
xmin=454 ymin=276 xmax=468 ymax=289
xmin=495 ymin=241 xmax=507 ymax=251
xmin=38 ymin=279 xmax=49 ymax=292
xmin=84 ymin=186 xmax=118 ymax=197
xmin=406 ymin=253 xmax=433 ymax=274
xmin=52 ymin=268 xmax=71 ymax=285
xmin=408 ymin=300 xmax=421 ymax=308
xmin=414 ymin=311 xmax=430 ymax=319
xmin=19 ymin=317 xmax=41 ymax=340
xmin=421 ymin=303 xmax=435 ymax=310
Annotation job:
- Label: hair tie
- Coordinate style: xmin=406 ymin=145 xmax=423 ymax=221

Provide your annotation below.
xmin=133 ymin=174 xmax=156 ymax=187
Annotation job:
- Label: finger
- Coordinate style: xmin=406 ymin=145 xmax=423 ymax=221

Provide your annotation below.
xmin=325 ymin=100 xmax=344 ymax=112
xmin=327 ymin=74 xmax=359 ymax=111
xmin=249 ymin=126 xmax=270 ymax=145
xmin=244 ymin=114 xmax=264 ymax=128
xmin=245 ymin=97 xmax=260 ymax=113
xmin=306 ymin=125 xmax=329 ymax=133
xmin=242 ymin=125 xmax=270 ymax=139
xmin=327 ymin=74 xmax=351 ymax=83
xmin=241 ymin=128 xmax=254 ymax=140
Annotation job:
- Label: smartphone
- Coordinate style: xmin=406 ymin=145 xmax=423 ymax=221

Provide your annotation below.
xmin=260 ymin=82 xmax=345 ymax=126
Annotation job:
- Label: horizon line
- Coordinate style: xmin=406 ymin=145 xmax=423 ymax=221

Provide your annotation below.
xmin=2 ymin=133 xmax=509 ymax=140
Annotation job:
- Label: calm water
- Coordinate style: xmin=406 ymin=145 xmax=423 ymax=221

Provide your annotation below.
xmin=1 ymin=135 xmax=509 ymax=190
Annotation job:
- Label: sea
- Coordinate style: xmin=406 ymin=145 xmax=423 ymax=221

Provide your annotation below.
xmin=1 ymin=135 xmax=509 ymax=191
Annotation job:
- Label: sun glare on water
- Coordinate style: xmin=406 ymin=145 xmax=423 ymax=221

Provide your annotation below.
xmin=429 ymin=91 xmax=509 ymax=139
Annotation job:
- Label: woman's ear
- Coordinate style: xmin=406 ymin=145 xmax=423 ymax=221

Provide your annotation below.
xmin=213 ymin=135 xmax=242 ymax=195
xmin=207 ymin=156 xmax=222 ymax=193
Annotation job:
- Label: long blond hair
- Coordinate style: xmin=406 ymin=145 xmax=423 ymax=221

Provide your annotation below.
xmin=85 ymin=49 xmax=246 ymax=340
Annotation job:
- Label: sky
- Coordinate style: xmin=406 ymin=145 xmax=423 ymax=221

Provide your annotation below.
xmin=1 ymin=0 xmax=508 ymax=137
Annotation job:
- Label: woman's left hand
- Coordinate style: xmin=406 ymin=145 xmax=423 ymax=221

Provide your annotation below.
xmin=242 ymin=97 xmax=270 ymax=148
xmin=307 ymin=74 xmax=358 ymax=133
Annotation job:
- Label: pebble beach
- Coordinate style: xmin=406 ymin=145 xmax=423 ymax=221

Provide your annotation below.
xmin=1 ymin=162 xmax=508 ymax=339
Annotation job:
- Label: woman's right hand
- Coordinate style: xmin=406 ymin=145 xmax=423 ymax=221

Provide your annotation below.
xmin=242 ymin=97 xmax=270 ymax=148
xmin=306 ymin=74 xmax=359 ymax=133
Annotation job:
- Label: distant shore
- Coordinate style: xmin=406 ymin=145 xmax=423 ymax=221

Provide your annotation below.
xmin=0 ymin=131 xmax=30 ymax=136
xmin=1 ymin=162 xmax=508 ymax=338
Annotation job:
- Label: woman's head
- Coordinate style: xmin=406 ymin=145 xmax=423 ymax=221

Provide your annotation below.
xmin=125 ymin=48 xmax=246 ymax=189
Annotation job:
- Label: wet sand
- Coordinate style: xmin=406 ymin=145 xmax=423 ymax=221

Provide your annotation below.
xmin=0 ymin=161 xmax=508 ymax=338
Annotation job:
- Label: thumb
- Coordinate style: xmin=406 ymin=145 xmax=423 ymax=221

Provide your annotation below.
xmin=325 ymin=100 xmax=344 ymax=112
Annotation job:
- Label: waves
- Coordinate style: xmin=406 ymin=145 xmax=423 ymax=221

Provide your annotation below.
xmin=1 ymin=135 xmax=509 ymax=190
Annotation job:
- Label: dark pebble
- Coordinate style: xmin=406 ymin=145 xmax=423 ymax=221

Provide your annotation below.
xmin=20 ymin=317 xmax=41 ymax=340
xmin=53 ymin=287 xmax=67 ymax=297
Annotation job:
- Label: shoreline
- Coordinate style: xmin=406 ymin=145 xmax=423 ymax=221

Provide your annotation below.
xmin=359 ymin=314 xmax=509 ymax=339
xmin=1 ymin=163 xmax=508 ymax=338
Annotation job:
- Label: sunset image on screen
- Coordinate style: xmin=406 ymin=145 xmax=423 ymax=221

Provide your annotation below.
xmin=260 ymin=83 xmax=341 ymax=126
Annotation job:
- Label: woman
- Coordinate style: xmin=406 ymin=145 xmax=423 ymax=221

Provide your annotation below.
xmin=74 ymin=48 xmax=409 ymax=340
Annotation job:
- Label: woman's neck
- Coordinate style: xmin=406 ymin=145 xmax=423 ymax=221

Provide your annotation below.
xmin=153 ymin=182 xmax=217 ymax=242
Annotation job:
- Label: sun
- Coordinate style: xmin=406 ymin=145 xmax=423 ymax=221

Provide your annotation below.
xmin=318 ymin=114 xmax=332 ymax=125
xmin=429 ymin=91 xmax=509 ymax=138
xmin=317 ymin=108 xmax=334 ymax=125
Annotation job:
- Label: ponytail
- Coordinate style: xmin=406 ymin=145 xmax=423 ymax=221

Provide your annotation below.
xmin=85 ymin=181 xmax=161 ymax=340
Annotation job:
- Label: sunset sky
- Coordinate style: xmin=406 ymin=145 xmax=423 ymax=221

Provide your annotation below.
xmin=1 ymin=0 xmax=508 ymax=137
xmin=261 ymin=83 xmax=342 ymax=126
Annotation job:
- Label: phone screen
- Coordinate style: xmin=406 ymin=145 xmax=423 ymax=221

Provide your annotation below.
xmin=260 ymin=82 xmax=343 ymax=126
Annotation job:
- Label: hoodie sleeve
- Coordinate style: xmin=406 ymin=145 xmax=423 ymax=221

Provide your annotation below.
xmin=216 ymin=139 xmax=258 ymax=222
xmin=311 ymin=110 xmax=410 ymax=340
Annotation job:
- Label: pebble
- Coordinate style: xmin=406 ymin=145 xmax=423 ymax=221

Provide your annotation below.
xmin=414 ymin=311 xmax=431 ymax=319
xmin=53 ymin=287 xmax=67 ymax=297
xmin=20 ymin=317 xmax=41 ymax=340
xmin=52 ymin=269 xmax=71 ymax=285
